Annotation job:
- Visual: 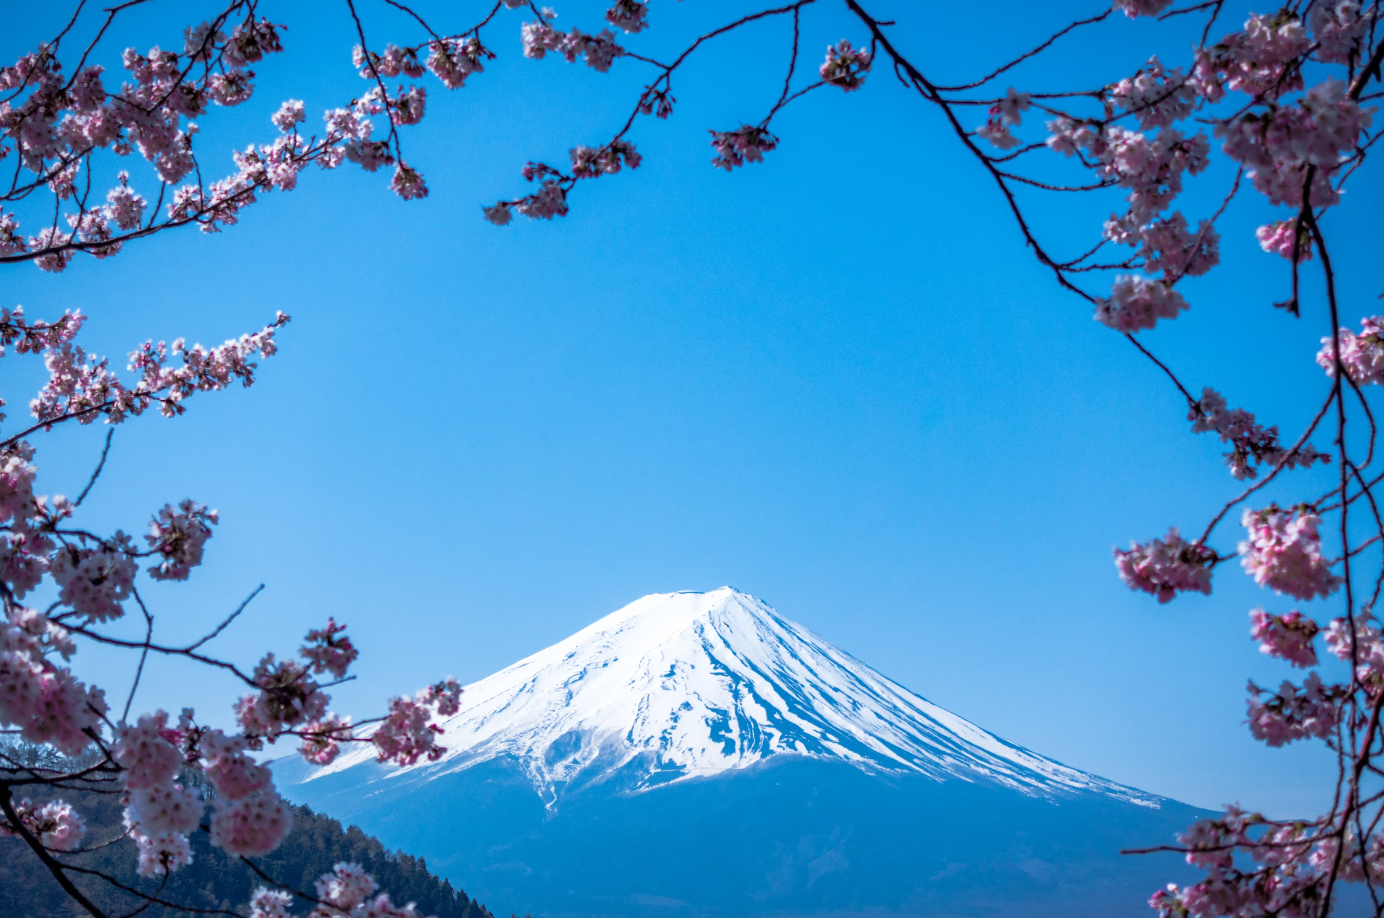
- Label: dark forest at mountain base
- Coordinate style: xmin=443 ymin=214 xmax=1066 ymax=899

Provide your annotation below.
xmin=2 ymin=756 xmax=501 ymax=918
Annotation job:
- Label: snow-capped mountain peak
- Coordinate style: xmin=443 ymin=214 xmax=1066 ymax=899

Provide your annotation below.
xmin=310 ymin=587 xmax=1157 ymax=808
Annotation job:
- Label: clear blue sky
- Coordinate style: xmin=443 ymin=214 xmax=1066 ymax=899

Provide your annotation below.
xmin=5 ymin=0 xmax=1380 ymax=817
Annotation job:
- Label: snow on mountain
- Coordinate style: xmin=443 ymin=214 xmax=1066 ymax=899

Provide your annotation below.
xmin=309 ymin=587 xmax=1158 ymax=809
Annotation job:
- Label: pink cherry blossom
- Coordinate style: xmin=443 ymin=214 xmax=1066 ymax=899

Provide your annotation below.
xmin=1113 ymin=0 xmax=1175 ymax=18
xmin=1110 ymin=57 xmax=1197 ymax=129
xmin=1136 ymin=212 xmax=1219 ymax=280
xmin=1189 ymin=388 xmax=1328 ymax=480
xmin=114 ymin=712 xmax=183 ymax=790
xmin=300 ymin=713 xmax=352 ymax=765
xmin=235 ymin=654 xmax=329 ymax=739
xmin=1249 ymin=609 xmax=1319 ymax=668
xmin=426 ymin=37 xmax=491 ymax=89
xmin=131 ymin=827 xmax=193 ymax=877
xmin=1319 ymin=317 xmax=1384 ymax=385
xmin=0 ymin=798 xmax=86 ymax=851
xmin=249 ymin=888 xmax=294 ymax=918
xmin=49 ymin=539 xmax=138 ymax=622
xmin=1093 ymin=275 xmax=1188 ymax=332
xmin=820 ymin=40 xmax=871 ymax=92
xmin=710 ymin=126 xmax=779 ymax=171
xmin=271 ymin=99 xmax=306 ymax=132
xmin=124 ymin=782 xmax=204 ymax=835
xmin=146 ymin=499 xmax=218 ymax=581
xmin=1255 ymin=219 xmax=1313 ymax=262
xmin=390 ymin=163 xmax=429 ymax=200
xmin=1310 ymin=1 xmax=1373 ymax=64
xmin=606 ymin=1 xmax=649 ymax=34
xmin=1239 ymin=506 xmax=1342 ymax=601
xmin=316 ymin=861 xmax=380 ymax=912
xmin=373 ymin=692 xmax=446 ymax=766
xmin=1247 ymin=672 xmax=1342 ymax=746
xmin=301 ymin=619 xmax=359 ymax=679
xmin=198 ymin=729 xmax=273 ymax=800
xmin=1114 ymin=527 xmax=1215 ymax=602
xmin=209 ymin=792 xmax=293 ymax=857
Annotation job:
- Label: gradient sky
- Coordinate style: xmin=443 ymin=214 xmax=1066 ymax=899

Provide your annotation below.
xmin=5 ymin=0 xmax=1380 ymax=818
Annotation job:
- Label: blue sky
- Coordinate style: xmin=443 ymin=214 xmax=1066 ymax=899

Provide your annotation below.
xmin=5 ymin=0 xmax=1380 ymax=817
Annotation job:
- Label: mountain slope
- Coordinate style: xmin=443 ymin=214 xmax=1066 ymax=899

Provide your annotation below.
xmin=313 ymin=587 xmax=1157 ymax=806
xmin=279 ymin=588 xmax=1206 ymax=918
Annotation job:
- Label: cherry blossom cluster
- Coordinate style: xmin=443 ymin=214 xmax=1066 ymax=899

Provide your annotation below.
xmin=1113 ymin=528 xmax=1215 ymax=603
xmin=0 ymin=797 xmax=86 ymax=851
xmin=522 ymin=18 xmax=625 ymax=72
xmin=1247 ymin=672 xmax=1343 ymax=747
xmin=2 ymin=305 xmax=462 ymax=903
xmin=710 ymin=126 xmax=780 ymax=172
xmin=0 ymin=4 xmax=290 ymax=271
xmin=1217 ymin=79 xmax=1373 ymax=209
xmin=1249 ymin=609 xmax=1319 ymax=668
xmin=1092 ymin=275 xmax=1188 ymax=333
xmin=1255 ymin=219 xmax=1313 ymax=263
xmin=1188 ymin=388 xmax=1328 ymax=480
xmin=1239 ymin=506 xmax=1342 ymax=602
xmin=2 ymin=0 xmax=548 ymax=273
xmin=31 ymin=311 xmax=288 ymax=428
xmin=0 ymin=603 xmax=106 ymax=757
xmin=819 ymin=40 xmax=872 ymax=92
xmin=243 ymin=859 xmax=434 ymax=918
xmin=1318 ymin=316 xmax=1384 ymax=386
xmin=371 ymin=677 xmax=463 ymax=766
xmin=483 ymin=140 xmax=641 ymax=224
xmin=1150 ymin=807 xmax=1337 ymax=916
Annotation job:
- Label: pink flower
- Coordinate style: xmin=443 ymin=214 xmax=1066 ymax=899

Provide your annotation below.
xmin=1310 ymin=0 xmax=1373 ymax=64
xmin=131 ymin=828 xmax=193 ymax=877
xmin=1239 ymin=506 xmax=1342 ymax=601
xmin=710 ymin=126 xmax=779 ymax=171
xmin=249 ymin=888 xmax=294 ymax=918
xmin=1246 ymin=673 xmax=1342 ymax=746
xmin=1110 ymin=57 xmax=1197 ymax=129
xmin=426 ymin=37 xmax=490 ymax=89
xmin=1255 ymin=219 xmax=1312 ymax=262
xmin=820 ymin=40 xmax=871 ymax=92
xmin=209 ymin=792 xmax=293 ymax=857
xmin=390 ymin=163 xmax=428 ymax=200
xmin=425 ymin=677 xmax=462 ymax=716
xmin=316 ymin=862 xmax=379 ymax=911
xmin=198 ymin=729 xmax=273 ymax=800
xmin=606 ymin=0 xmax=649 ymax=34
xmin=1319 ymin=317 xmax=1384 ymax=385
xmin=1093 ymin=275 xmax=1188 ymax=332
xmin=271 ymin=99 xmax=305 ymax=132
xmin=300 ymin=714 xmax=352 ymax=765
xmin=146 ymin=499 xmax=218 ymax=580
xmin=124 ymin=782 xmax=204 ymax=835
xmin=1137 ymin=212 xmax=1219 ymax=280
xmin=301 ymin=619 xmax=358 ymax=679
xmin=373 ymin=691 xmax=448 ymax=766
xmin=1113 ymin=0 xmax=1174 ymax=18
xmin=1189 ymin=388 xmax=1328 ymax=480
xmin=482 ymin=202 xmax=513 ymax=226
xmin=1249 ymin=609 xmax=1319 ymax=668
xmin=114 ymin=712 xmax=183 ymax=790
xmin=235 ymin=654 xmax=329 ymax=739
xmin=1114 ymin=527 xmax=1215 ymax=602
xmin=0 ymin=798 xmax=86 ymax=851
xmin=514 ymin=181 xmax=568 ymax=220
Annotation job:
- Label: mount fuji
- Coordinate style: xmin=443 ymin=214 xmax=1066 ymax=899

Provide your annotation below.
xmin=277 ymin=588 xmax=1205 ymax=918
